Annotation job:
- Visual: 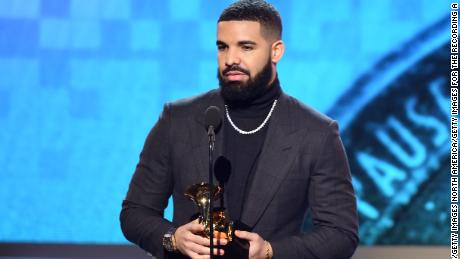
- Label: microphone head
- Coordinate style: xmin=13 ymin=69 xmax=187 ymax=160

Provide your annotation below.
xmin=204 ymin=106 xmax=222 ymax=130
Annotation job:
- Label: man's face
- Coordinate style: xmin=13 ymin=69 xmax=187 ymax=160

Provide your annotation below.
xmin=216 ymin=21 xmax=274 ymax=102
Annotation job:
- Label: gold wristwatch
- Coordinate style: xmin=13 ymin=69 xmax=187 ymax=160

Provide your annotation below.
xmin=162 ymin=227 xmax=177 ymax=252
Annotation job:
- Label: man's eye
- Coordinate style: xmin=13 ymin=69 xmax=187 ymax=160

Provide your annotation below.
xmin=242 ymin=45 xmax=253 ymax=51
xmin=217 ymin=45 xmax=226 ymax=51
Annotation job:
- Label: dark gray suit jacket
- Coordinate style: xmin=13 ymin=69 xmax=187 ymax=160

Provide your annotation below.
xmin=120 ymin=89 xmax=359 ymax=259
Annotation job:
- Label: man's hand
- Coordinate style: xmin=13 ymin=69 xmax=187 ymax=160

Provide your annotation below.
xmin=174 ymin=219 xmax=228 ymax=259
xmin=234 ymin=230 xmax=272 ymax=259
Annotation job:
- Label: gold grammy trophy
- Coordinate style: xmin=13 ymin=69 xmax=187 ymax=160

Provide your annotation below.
xmin=185 ymin=182 xmax=234 ymax=241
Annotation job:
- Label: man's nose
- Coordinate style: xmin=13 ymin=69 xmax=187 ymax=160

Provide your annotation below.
xmin=225 ymin=48 xmax=240 ymax=66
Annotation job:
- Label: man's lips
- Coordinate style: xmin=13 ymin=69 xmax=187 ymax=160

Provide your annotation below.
xmin=224 ymin=71 xmax=248 ymax=81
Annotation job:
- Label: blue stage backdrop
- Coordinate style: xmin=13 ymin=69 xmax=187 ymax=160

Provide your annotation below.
xmin=0 ymin=0 xmax=451 ymax=245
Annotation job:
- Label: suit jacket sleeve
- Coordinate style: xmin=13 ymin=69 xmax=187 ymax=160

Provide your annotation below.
xmin=120 ymin=104 xmax=174 ymax=258
xmin=270 ymin=121 xmax=359 ymax=259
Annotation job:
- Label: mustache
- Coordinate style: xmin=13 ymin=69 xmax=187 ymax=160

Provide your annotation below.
xmin=222 ymin=65 xmax=250 ymax=76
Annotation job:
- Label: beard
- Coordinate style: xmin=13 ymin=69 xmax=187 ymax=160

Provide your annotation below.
xmin=218 ymin=57 xmax=273 ymax=104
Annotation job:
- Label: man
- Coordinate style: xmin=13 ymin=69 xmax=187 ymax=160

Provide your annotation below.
xmin=120 ymin=1 xmax=359 ymax=258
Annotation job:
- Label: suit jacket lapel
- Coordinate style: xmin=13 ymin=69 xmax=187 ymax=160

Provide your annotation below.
xmin=240 ymin=93 xmax=301 ymax=228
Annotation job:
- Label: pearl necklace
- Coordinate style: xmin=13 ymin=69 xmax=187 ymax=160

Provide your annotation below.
xmin=225 ymin=99 xmax=278 ymax=135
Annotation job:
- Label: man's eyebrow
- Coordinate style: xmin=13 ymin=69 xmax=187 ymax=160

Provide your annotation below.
xmin=238 ymin=40 xmax=257 ymax=45
xmin=216 ymin=40 xmax=257 ymax=46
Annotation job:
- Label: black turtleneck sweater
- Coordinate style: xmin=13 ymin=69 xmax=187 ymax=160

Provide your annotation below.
xmin=223 ymin=78 xmax=281 ymax=223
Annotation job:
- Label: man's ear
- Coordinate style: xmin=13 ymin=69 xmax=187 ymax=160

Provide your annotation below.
xmin=271 ymin=40 xmax=285 ymax=63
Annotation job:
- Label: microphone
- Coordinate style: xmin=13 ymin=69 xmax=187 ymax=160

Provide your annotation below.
xmin=205 ymin=106 xmax=222 ymax=137
xmin=204 ymin=106 xmax=221 ymax=259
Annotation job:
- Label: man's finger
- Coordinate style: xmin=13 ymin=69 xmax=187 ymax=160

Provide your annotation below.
xmin=214 ymin=238 xmax=228 ymax=246
xmin=188 ymin=242 xmax=224 ymax=256
xmin=189 ymin=242 xmax=211 ymax=255
xmin=189 ymin=233 xmax=228 ymax=247
xmin=190 ymin=233 xmax=212 ymax=247
xmin=234 ymin=230 xmax=256 ymax=240
xmin=188 ymin=222 xmax=205 ymax=233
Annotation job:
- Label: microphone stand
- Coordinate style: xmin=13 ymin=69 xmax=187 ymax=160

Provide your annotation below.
xmin=208 ymin=126 xmax=216 ymax=259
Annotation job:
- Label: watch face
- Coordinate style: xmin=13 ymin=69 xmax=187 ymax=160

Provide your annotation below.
xmin=163 ymin=233 xmax=175 ymax=251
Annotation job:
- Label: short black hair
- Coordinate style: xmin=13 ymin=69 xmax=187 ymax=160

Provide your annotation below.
xmin=218 ymin=0 xmax=282 ymax=40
